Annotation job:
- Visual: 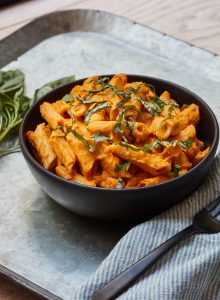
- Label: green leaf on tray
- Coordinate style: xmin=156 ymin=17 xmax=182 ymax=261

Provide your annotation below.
xmin=0 ymin=69 xmax=24 ymax=96
xmin=0 ymin=70 xmax=75 ymax=158
xmin=33 ymin=75 xmax=75 ymax=102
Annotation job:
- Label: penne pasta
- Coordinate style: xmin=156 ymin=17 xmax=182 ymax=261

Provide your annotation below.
xmin=27 ymin=74 xmax=209 ymax=188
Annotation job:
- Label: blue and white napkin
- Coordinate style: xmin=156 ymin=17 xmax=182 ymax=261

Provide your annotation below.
xmin=73 ymin=154 xmax=220 ymax=300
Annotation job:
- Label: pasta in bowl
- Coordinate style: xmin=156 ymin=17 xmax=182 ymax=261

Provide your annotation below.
xmin=26 ymin=74 xmax=210 ymax=189
xmin=20 ymin=74 xmax=219 ymax=220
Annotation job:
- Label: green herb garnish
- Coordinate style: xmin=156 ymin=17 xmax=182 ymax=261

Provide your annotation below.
xmin=0 ymin=70 xmax=75 ymax=158
xmin=145 ymin=83 xmax=156 ymax=92
xmin=0 ymin=70 xmax=30 ymax=158
xmin=114 ymin=109 xmax=128 ymax=142
xmin=90 ymin=132 xmax=111 ymax=152
xmin=33 ymin=75 xmax=75 ymax=103
xmin=169 ymin=164 xmax=181 ymax=177
xmin=62 ymin=94 xmax=74 ymax=102
xmin=114 ymin=162 xmax=131 ymax=173
xmin=71 ymin=130 xmax=110 ymax=153
xmin=114 ymin=141 xmax=141 ymax=152
xmin=152 ymin=139 xmax=177 ymax=148
xmin=168 ymin=106 xmax=174 ymax=116
xmin=84 ymin=102 xmax=110 ymax=125
xmin=94 ymin=77 xmax=110 ymax=86
xmin=113 ymin=105 xmax=140 ymax=142
xmin=136 ymin=96 xmax=158 ymax=116
xmin=114 ymin=87 xmax=140 ymax=108
xmin=116 ymin=177 xmax=123 ymax=189
xmin=143 ymin=143 xmax=152 ymax=153
xmin=178 ymin=137 xmax=193 ymax=150
xmin=77 ymin=95 xmax=106 ymax=105
xmin=71 ymin=129 xmax=91 ymax=150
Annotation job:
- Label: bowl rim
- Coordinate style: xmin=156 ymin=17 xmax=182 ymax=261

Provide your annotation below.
xmin=19 ymin=74 xmax=219 ymax=193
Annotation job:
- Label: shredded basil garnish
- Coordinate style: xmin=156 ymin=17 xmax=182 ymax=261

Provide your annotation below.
xmin=90 ymin=132 xmax=111 ymax=152
xmin=178 ymin=137 xmax=193 ymax=150
xmin=113 ymin=109 xmax=128 ymax=142
xmin=168 ymin=106 xmax=174 ymax=115
xmin=114 ymin=141 xmax=152 ymax=153
xmin=145 ymin=83 xmax=156 ymax=92
xmin=83 ymin=85 xmax=112 ymax=93
xmin=114 ymin=141 xmax=141 ymax=152
xmin=169 ymin=164 xmax=181 ymax=177
xmin=62 ymin=94 xmax=74 ymax=102
xmin=143 ymin=143 xmax=152 ymax=153
xmin=84 ymin=102 xmax=110 ymax=125
xmin=114 ymin=162 xmax=131 ymax=173
xmin=152 ymin=137 xmax=192 ymax=150
xmin=67 ymin=109 xmax=75 ymax=124
xmin=71 ymin=130 xmax=110 ymax=153
xmin=116 ymin=177 xmax=123 ymax=189
xmin=71 ymin=129 xmax=91 ymax=150
xmin=136 ymin=96 xmax=158 ymax=116
xmin=113 ymin=105 xmax=139 ymax=142
xmin=152 ymin=139 xmax=177 ymax=148
xmin=94 ymin=77 xmax=110 ymax=86
xmin=77 ymin=95 xmax=106 ymax=105
xmin=114 ymin=87 xmax=140 ymax=108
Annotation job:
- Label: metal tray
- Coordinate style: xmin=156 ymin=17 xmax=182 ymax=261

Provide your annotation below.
xmin=0 ymin=9 xmax=220 ymax=300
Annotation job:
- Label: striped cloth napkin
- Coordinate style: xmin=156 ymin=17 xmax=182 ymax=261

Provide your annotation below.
xmin=73 ymin=154 xmax=220 ymax=300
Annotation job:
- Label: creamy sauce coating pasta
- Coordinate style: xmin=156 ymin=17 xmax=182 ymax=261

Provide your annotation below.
xmin=27 ymin=74 xmax=209 ymax=188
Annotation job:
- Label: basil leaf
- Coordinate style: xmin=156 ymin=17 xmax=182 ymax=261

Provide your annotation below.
xmin=116 ymin=177 xmax=123 ymax=189
xmin=62 ymin=94 xmax=74 ymax=102
xmin=0 ymin=69 xmax=24 ymax=97
xmin=143 ymin=143 xmax=152 ymax=153
xmin=77 ymin=95 xmax=106 ymax=105
xmin=83 ymin=85 xmax=111 ymax=93
xmin=95 ymin=77 xmax=110 ymax=86
xmin=145 ymin=83 xmax=155 ymax=93
xmin=169 ymin=164 xmax=181 ymax=177
xmin=90 ymin=132 xmax=111 ymax=152
xmin=114 ymin=141 xmax=141 ymax=152
xmin=168 ymin=106 xmax=174 ymax=115
xmin=0 ymin=142 xmax=20 ymax=159
xmin=114 ymin=109 xmax=127 ymax=141
xmin=114 ymin=162 xmax=131 ymax=173
xmin=178 ymin=137 xmax=193 ymax=150
xmin=136 ymin=96 xmax=158 ymax=116
xmin=70 ymin=129 xmax=90 ymax=150
xmin=152 ymin=139 xmax=161 ymax=148
xmin=0 ymin=71 xmax=75 ymax=159
xmin=152 ymin=139 xmax=177 ymax=148
xmin=34 ymin=75 xmax=75 ymax=102
xmin=84 ymin=103 xmax=110 ymax=125
xmin=67 ymin=109 xmax=75 ymax=125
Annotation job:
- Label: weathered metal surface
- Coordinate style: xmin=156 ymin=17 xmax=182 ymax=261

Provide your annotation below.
xmin=0 ymin=9 xmax=219 ymax=300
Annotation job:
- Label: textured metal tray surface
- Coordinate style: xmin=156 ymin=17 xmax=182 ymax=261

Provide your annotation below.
xmin=0 ymin=9 xmax=220 ymax=300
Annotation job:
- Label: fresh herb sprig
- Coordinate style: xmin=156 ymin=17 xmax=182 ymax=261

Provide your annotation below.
xmin=113 ymin=105 xmax=141 ymax=142
xmin=114 ymin=161 xmax=131 ymax=173
xmin=178 ymin=137 xmax=193 ymax=150
xmin=0 ymin=70 xmax=75 ymax=158
xmin=71 ymin=129 xmax=110 ymax=153
xmin=84 ymin=102 xmax=110 ymax=125
xmin=152 ymin=137 xmax=193 ymax=150
xmin=169 ymin=164 xmax=181 ymax=177
xmin=114 ymin=141 xmax=152 ymax=153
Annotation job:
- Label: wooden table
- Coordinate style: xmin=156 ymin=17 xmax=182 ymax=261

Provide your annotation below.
xmin=0 ymin=0 xmax=220 ymax=299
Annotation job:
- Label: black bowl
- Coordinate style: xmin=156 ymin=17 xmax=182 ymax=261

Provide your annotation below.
xmin=19 ymin=75 xmax=219 ymax=221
